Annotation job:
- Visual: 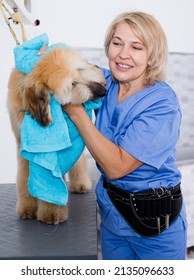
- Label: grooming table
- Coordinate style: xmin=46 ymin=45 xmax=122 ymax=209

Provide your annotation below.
xmin=0 ymin=182 xmax=98 ymax=260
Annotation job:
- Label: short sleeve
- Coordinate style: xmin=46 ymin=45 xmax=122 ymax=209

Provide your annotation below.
xmin=118 ymin=98 xmax=182 ymax=169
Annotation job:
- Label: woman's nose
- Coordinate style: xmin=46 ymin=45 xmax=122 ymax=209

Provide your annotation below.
xmin=119 ymin=46 xmax=131 ymax=59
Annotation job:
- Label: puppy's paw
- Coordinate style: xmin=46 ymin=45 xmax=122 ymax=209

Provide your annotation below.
xmin=37 ymin=201 xmax=68 ymax=224
xmin=17 ymin=202 xmax=37 ymax=220
xmin=68 ymin=176 xmax=92 ymax=193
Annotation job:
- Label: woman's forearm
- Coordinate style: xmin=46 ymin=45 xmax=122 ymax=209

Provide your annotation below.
xmin=68 ymin=106 xmax=142 ymax=180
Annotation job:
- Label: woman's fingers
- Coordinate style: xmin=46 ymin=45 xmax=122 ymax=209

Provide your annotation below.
xmin=37 ymin=45 xmax=48 ymax=55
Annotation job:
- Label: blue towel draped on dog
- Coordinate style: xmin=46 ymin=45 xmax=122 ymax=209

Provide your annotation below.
xmin=14 ymin=34 xmax=102 ymax=206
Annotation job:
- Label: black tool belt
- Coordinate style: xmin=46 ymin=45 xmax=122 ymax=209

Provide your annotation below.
xmin=103 ymin=179 xmax=182 ymax=237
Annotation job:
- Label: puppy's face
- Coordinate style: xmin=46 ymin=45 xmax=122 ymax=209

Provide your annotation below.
xmin=24 ymin=48 xmax=107 ymax=126
xmin=61 ymin=65 xmax=107 ymax=105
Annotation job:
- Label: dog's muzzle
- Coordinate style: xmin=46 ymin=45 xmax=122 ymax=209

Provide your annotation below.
xmin=88 ymin=82 xmax=107 ymax=99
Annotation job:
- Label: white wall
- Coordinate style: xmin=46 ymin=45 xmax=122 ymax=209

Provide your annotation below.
xmin=0 ymin=0 xmax=194 ymax=183
xmin=30 ymin=0 xmax=194 ymax=52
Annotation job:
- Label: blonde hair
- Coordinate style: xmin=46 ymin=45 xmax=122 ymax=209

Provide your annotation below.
xmin=104 ymin=11 xmax=168 ymax=85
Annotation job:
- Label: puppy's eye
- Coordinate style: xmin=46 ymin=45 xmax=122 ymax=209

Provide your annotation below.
xmin=72 ymin=82 xmax=77 ymax=87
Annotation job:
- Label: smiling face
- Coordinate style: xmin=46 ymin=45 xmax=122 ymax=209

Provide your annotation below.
xmin=108 ymin=21 xmax=150 ymax=90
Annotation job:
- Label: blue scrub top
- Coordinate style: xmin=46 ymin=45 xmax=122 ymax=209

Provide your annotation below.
xmin=95 ymin=68 xmax=186 ymax=236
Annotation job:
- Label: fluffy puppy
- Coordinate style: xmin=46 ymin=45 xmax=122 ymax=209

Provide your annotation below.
xmin=7 ymin=47 xmax=106 ymax=224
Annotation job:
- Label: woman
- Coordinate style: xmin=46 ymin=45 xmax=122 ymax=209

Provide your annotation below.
xmin=40 ymin=11 xmax=187 ymax=260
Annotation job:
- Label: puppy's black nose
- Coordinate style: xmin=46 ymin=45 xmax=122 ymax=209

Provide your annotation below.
xmin=89 ymin=82 xmax=107 ymax=99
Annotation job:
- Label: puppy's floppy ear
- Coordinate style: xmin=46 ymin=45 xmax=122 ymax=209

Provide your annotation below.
xmin=22 ymin=83 xmax=52 ymax=127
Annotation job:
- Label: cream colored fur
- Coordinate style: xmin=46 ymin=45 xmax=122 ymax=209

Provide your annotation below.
xmin=7 ymin=47 xmax=106 ymax=224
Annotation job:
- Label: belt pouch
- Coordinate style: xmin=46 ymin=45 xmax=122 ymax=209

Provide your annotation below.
xmin=103 ymin=180 xmax=182 ymax=237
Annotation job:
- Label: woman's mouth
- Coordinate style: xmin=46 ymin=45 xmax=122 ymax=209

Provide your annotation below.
xmin=116 ymin=63 xmax=132 ymax=70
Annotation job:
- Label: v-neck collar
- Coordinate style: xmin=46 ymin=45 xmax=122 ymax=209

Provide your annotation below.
xmin=106 ymin=81 xmax=162 ymax=127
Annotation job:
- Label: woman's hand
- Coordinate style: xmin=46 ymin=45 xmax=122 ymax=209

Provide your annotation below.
xmin=37 ymin=45 xmax=48 ymax=55
xmin=62 ymin=104 xmax=85 ymax=120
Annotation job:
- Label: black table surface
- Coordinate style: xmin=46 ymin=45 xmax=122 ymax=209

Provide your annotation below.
xmin=0 ymin=183 xmax=98 ymax=260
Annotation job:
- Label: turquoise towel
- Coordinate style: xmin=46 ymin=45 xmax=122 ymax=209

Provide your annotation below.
xmin=15 ymin=34 xmax=102 ymax=206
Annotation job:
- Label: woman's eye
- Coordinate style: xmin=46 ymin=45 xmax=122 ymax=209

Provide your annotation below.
xmin=133 ymin=46 xmax=143 ymax=50
xmin=112 ymin=41 xmax=121 ymax=46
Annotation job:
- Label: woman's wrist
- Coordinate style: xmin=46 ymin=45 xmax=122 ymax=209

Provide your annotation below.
xmin=62 ymin=104 xmax=86 ymax=122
